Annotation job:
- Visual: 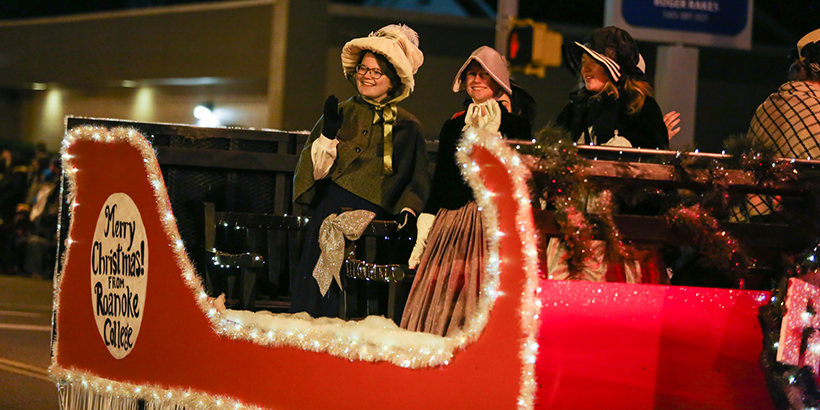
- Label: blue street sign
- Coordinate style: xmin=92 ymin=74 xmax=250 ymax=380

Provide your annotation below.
xmin=621 ymin=0 xmax=749 ymax=36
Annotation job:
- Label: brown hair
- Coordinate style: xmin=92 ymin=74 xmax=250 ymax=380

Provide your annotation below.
xmin=789 ymin=59 xmax=820 ymax=83
xmin=351 ymin=50 xmax=403 ymax=99
xmin=581 ymin=52 xmax=654 ymax=115
xmin=459 ymin=60 xmax=506 ymax=99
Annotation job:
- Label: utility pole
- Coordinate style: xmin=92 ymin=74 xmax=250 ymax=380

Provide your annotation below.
xmin=495 ymin=0 xmax=518 ymax=56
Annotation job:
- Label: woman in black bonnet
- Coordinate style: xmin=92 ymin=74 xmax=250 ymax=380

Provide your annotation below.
xmin=547 ymin=27 xmax=670 ymax=285
xmin=556 ymin=26 xmax=669 ymax=149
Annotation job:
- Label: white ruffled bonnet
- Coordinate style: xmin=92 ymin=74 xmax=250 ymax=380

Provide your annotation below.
xmin=341 ymin=24 xmax=424 ymax=101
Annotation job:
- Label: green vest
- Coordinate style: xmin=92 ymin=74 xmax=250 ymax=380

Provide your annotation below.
xmin=293 ymin=96 xmax=430 ymax=216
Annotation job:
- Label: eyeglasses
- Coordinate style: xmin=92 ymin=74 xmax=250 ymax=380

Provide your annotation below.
xmin=355 ymin=64 xmax=384 ymax=79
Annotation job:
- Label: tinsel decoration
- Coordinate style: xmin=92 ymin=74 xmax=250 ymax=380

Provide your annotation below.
xmin=520 ymin=125 xmax=643 ymax=278
xmin=670 ymin=139 xmax=752 ymax=218
xmin=586 ymin=190 xmax=648 ymax=267
xmin=723 ymin=133 xmax=781 ymax=174
xmin=519 ymin=124 xmax=586 ymax=205
xmin=520 ymin=125 xmax=590 ymax=277
xmin=665 ymin=203 xmax=749 ymax=277
xmin=552 ymin=199 xmax=594 ymax=279
xmin=680 ymin=155 xmax=737 ymax=216
xmin=759 ymin=277 xmax=820 ymax=410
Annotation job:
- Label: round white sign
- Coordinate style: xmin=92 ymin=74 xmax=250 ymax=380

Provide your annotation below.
xmin=90 ymin=193 xmax=149 ymax=359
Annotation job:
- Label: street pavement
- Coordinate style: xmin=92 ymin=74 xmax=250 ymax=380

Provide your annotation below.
xmin=0 ymin=274 xmax=59 ymax=410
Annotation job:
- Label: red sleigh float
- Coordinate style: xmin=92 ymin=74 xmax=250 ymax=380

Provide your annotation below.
xmin=51 ymin=125 xmax=773 ymax=409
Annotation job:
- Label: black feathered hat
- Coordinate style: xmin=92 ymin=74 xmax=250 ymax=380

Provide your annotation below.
xmin=563 ymin=26 xmax=645 ymax=84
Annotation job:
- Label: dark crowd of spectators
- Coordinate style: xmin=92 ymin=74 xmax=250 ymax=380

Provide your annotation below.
xmin=0 ymin=142 xmax=62 ymax=279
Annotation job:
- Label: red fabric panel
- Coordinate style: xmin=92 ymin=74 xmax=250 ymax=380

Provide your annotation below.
xmin=535 ymin=280 xmax=772 ymax=409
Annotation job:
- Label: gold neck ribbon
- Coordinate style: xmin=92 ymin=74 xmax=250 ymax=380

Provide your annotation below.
xmin=312 ymin=209 xmax=375 ymax=296
xmin=373 ymin=104 xmax=397 ymax=175
xmin=362 ymin=95 xmax=399 ymax=175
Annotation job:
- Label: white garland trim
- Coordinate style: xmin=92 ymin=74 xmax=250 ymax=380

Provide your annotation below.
xmin=53 ymin=366 xmax=260 ymax=410
xmin=456 ymin=128 xmax=541 ymax=410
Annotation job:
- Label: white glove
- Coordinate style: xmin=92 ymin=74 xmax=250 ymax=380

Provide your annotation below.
xmin=310 ymin=135 xmax=339 ymax=180
xmin=462 ymin=99 xmax=501 ymax=133
xmin=408 ymin=213 xmax=436 ymax=269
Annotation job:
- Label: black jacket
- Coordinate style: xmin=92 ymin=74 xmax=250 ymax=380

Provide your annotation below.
xmin=556 ymin=91 xmax=669 ymax=149
xmin=424 ymin=107 xmax=531 ymax=214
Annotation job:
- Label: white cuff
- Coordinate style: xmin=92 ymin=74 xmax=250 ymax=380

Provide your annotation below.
xmin=408 ymin=213 xmax=436 ymax=269
xmin=311 ymin=135 xmax=339 ymax=180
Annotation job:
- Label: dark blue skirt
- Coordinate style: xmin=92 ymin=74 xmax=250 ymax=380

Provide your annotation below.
xmin=289 ymin=181 xmax=386 ymax=318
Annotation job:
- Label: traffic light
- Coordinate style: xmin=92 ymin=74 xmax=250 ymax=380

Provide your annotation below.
xmin=508 ymin=25 xmax=535 ymax=66
xmin=507 ymin=18 xmax=563 ymax=77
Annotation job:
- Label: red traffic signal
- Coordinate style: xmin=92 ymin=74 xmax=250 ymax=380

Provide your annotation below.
xmin=506 ymin=19 xmax=562 ymax=73
xmin=507 ymin=25 xmax=534 ymax=67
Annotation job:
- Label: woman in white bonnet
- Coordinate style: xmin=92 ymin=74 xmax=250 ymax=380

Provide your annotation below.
xmin=291 ymin=24 xmax=430 ymax=318
xmin=401 ymin=46 xmax=531 ymax=336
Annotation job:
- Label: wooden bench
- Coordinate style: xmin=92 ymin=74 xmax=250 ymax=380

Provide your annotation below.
xmin=201 ymin=202 xmax=414 ymax=322
xmin=201 ymin=202 xmax=307 ymax=311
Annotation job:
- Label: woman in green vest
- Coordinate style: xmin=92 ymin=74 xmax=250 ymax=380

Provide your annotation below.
xmin=291 ymin=24 xmax=430 ymax=318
